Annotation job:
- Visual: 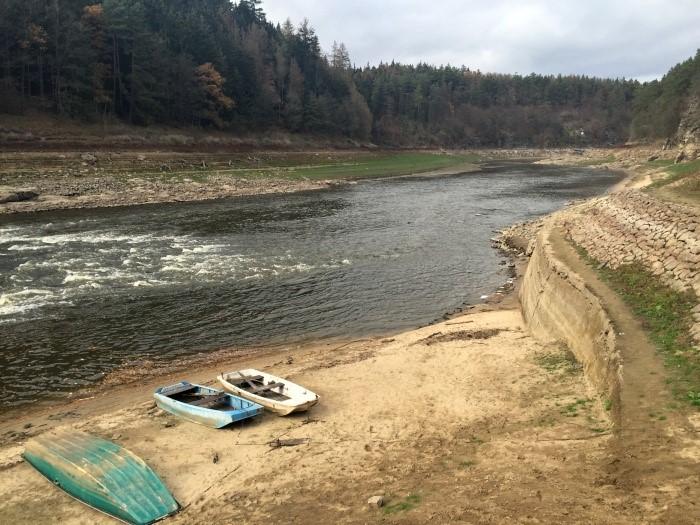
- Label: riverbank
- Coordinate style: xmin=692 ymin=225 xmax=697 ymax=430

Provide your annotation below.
xmin=499 ymin=157 xmax=700 ymax=523
xmin=0 ymin=307 xmax=628 ymax=524
xmin=0 ymin=150 xmax=479 ymax=214
xmin=0 ymin=142 xmax=654 ymax=216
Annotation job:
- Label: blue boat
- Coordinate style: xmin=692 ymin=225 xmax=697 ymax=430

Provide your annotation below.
xmin=154 ymin=382 xmax=263 ymax=428
xmin=23 ymin=429 xmax=179 ymax=525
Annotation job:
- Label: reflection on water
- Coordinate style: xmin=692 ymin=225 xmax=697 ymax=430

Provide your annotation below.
xmin=0 ymin=163 xmax=623 ymax=407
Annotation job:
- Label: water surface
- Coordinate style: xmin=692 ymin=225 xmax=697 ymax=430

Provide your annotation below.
xmin=0 ymin=163 xmax=623 ymax=407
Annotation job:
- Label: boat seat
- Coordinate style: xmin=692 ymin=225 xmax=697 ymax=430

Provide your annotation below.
xmin=229 ymin=375 xmax=264 ymax=386
xmin=189 ymin=394 xmax=228 ymax=408
xmin=164 ymin=383 xmax=197 ymax=396
xmin=250 ymin=382 xmax=284 ymax=394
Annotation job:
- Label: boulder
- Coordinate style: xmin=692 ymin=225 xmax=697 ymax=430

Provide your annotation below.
xmin=0 ymin=190 xmax=39 ymax=204
xmin=367 ymin=496 xmax=385 ymax=508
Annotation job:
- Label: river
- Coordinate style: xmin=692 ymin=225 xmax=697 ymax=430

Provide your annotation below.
xmin=0 ymin=162 xmax=623 ymax=407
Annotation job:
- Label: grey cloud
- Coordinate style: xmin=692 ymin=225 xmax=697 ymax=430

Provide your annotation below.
xmin=260 ymin=0 xmax=700 ymax=79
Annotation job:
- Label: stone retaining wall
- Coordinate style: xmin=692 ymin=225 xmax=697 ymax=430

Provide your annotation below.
xmin=560 ymin=190 xmax=700 ymax=343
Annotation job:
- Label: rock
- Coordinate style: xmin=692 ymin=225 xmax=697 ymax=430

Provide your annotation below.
xmin=526 ymin=239 xmax=536 ymax=257
xmin=81 ymin=153 xmax=97 ymax=163
xmin=137 ymin=154 xmax=147 ymax=161
xmin=0 ymin=190 xmax=39 ymax=204
xmin=367 ymin=496 xmax=385 ymax=508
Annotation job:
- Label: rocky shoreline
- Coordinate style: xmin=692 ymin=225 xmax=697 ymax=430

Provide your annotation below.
xmin=0 ymin=174 xmax=332 ymax=215
xmin=0 ymin=145 xmax=668 ymax=215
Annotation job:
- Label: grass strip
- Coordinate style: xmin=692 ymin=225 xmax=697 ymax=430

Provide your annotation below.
xmin=576 ymin=246 xmax=700 ymax=409
xmin=648 ymin=159 xmax=700 ymax=189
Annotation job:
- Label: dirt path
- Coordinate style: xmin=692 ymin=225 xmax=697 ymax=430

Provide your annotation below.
xmin=549 ymin=229 xmax=700 ymax=522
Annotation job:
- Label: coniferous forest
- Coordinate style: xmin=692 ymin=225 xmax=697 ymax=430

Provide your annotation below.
xmin=0 ymin=0 xmax=698 ymax=147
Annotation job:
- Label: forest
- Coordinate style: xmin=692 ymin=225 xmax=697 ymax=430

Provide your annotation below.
xmin=631 ymin=51 xmax=700 ymax=141
xmin=0 ymin=0 xmax=697 ymax=147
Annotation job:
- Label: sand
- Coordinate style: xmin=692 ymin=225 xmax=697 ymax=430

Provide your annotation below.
xmin=1 ymin=305 xmax=657 ymax=524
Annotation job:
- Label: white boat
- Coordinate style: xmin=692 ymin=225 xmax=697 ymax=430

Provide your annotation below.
xmin=217 ymin=369 xmax=319 ymax=416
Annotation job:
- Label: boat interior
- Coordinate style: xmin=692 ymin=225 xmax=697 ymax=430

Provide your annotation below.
xmin=226 ymin=374 xmax=290 ymax=401
xmin=165 ymin=384 xmax=231 ymax=410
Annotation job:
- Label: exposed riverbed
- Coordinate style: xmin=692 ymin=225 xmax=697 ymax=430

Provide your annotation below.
xmin=0 ymin=163 xmax=623 ymax=407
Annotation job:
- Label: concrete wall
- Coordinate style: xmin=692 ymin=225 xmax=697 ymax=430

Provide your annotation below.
xmin=520 ymin=227 xmax=622 ymax=408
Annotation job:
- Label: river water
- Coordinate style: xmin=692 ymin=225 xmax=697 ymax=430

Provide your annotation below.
xmin=0 ymin=163 xmax=623 ymax=408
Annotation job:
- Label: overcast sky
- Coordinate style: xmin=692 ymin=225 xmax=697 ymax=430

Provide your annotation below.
xmin=260 ymin=0 xmax=700 ymax=81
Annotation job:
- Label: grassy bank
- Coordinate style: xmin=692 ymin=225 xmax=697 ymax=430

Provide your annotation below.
xmin=0 ymin=151 xmax=480 ymax=186
xmin=223 ymin=152 xmax=480 ymax=181
xmin=645 ymin=159 xmax=700 ymax=204
xmin=576 ymin=246 xmax=700 ymax=409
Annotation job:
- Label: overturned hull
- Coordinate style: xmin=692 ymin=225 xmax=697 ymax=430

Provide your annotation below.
xmin=23 ymin=429 xmax=179 ymax=525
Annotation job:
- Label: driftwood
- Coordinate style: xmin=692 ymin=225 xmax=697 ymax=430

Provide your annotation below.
xmin=268 ymin=438 xmax=310 ymax=449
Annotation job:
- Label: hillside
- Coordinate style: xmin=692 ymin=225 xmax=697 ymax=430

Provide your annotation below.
xmin=0 ymin=0 xmax=637 ymax=148
xmin=0 ymin=1 xmax=697 ymax=151
xmin=676 ymin=92 xmax=700 ymax=159
xmin=632 ymin=51 xmax=700 ymax=159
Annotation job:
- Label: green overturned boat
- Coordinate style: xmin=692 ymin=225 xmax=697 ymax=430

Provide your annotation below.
xmin=23 ymin=429 xmax=179 ymax=524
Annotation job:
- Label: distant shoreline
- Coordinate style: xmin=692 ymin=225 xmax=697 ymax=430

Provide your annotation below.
xmin=0 ymin=150 xmax=485 ymax=215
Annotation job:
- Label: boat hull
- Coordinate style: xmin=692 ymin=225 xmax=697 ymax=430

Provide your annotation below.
xmin=154 ymin=383 xmax=263 ymax=428
xmin=218 ymin=369 xmax=319 ymax=416
xmin=23 ymin=430 xmax=179 ymax=525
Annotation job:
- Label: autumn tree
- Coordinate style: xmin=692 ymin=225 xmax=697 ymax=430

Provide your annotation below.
xmin=194 ymin=62 xmax=234 ymax=128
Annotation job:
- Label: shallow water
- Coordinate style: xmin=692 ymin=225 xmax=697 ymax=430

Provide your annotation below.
xmin=0 ymin=163 xmax=623 ymax=407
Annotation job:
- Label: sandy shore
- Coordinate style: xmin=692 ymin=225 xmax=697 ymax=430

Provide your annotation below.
xmin=2 ymin=307 xmax=631 ymax=524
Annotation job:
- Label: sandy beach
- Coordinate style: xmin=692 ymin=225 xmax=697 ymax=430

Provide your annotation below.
xmin=1 ymin=306 xmax=626 ymax=524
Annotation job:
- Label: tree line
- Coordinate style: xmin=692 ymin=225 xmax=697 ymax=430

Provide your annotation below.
xmin=631 ymin=51 xmax=700 ymax=141
xmin=0 ymin=0 xmax=696 ymax=146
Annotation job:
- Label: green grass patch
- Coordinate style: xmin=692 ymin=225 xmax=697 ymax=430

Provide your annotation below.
xmin=648 ymin=159 xmax=700 ymax=190
xmin=534 ymin=347 xmax=582 ymax=375
xmin=142 ymin=152 xmax=479 ymax=183
xmin=0 ymin=151 xmax=481 ymax=187
xmin=561 ymin=398 xmax=592 ymax=417
xmin=383 ymin=493 xmax=422 ymax=514
xmin=252 ymin=152 xmax=480 ymax=181
xmin=575 ymin=247 xmax=700 ymax=409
